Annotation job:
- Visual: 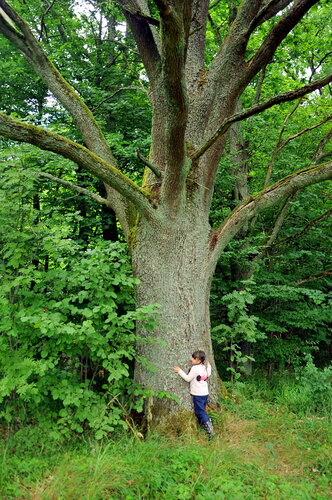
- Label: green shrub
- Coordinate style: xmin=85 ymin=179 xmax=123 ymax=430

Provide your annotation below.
xmin=279 ymin=357 xmax=332 ymax=416
xmin=0 ymin=239 xmax=159 ymax=437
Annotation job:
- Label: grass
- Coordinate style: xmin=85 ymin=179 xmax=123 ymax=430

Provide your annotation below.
xmin=1 ymin=380 xmax=331 ymax=499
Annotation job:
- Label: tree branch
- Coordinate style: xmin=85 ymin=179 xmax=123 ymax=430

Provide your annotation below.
xmin=92 ymin=86 xmax=148 ymax=112
xmin=277 ymin=116 xmax=332 ymax=154
xmin=263 ymin=98 xmax=303 ymax=188
xmin=265 ymin=110 xmax=332 ymax=188
xmin=0 ymin=0 xmax=139 ymax=233
xmin=263 ymin=194 xmax=295 ymax=249
xmin=191 ymin=72 xmax=332 ymax=162
xmin=0 ymin=113 xmax=156 ymax=221
xmin=39 ymin=0 xmax=57 ymax=41
xmin=309 ymin=51 xmax=332 ymax=83
xmin=248 ymin=0 xmax=293 ymax=33
xmin=156 ymin=2 xmax=190 ymax=209
xmin=36 ymin=172 xmax=112 ymax=207
xmin=153 ymin=0 xmax=172 ymax=17
xmin=276 ymin=208 xmax=332 ymax=247
xmin=252 ymin=66 xmax=266 ymax=106
xmin=313 ymin=127 xmax=332 ymax=163
xmin=314 ymin=151 xmax=332 ymax=163
xmin=186 ymin=0 xmax=210 ymax=91
xmin=136 ymin=150 xmax=161 ymax=178
xmin=208 ymin=11 xmax=222 ymax=48
xmin=0 ymin=1 xmax=116 ymax=164
xmin=206 ymin=0 xmax=262 ymax=91
xmin=120 ymin=0 xmax=161 ymax=82
xmin=209 ymin=160 xmax=332 ymax=264
xmin=295 ymin=270 xmax=332 ymax=285
xmin=236 ymin=193 xmax=295 ymax=276
xmin=247 ymin=0 xmax=321 ymax=78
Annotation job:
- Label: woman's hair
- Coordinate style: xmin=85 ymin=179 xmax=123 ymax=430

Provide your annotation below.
xmin=192 ymin=350 xmax=206 ymax=363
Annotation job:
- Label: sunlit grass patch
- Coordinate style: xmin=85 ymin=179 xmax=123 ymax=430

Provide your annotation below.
xmin=1 ymin=376 xmax=331 ymax=499
xmin=6 ymin=418 xmax=328 ymax=500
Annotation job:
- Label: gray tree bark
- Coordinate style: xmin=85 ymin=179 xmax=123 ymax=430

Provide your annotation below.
xmin=132 ymin=211 xmax=219 ymax=412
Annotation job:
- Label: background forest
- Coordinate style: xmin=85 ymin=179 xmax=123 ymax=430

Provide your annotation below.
xmin=0 ymin=0 xmax=331 ymax=497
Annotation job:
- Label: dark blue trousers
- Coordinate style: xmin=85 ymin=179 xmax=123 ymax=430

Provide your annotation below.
xmin=192 ymin=395 xmax=209 ymax=424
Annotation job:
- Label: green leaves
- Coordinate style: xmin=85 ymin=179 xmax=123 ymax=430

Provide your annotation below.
xmin=212 ymin=288 xmax=263 ymax=344
xmin=0 ymin=168 xmax=159 ymax=436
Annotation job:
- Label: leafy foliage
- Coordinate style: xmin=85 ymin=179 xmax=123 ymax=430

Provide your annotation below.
xmin=0 ymin=163 xmax=161 ymax=437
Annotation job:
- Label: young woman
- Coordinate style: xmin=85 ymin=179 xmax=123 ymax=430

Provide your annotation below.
xmin=172 ymin=350 xmax=214 ymax=439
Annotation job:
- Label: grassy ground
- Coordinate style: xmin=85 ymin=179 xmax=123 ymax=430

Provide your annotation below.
xmin=1 ymin=390 xmax=331 ymax=499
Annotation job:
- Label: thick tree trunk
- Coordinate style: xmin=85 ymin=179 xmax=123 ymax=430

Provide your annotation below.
xmin=131 ymin=213 xmax=219 ymax=418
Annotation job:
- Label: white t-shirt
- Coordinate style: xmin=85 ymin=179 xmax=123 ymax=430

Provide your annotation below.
xmin=177 ymin=363 xmax=211 ymax=396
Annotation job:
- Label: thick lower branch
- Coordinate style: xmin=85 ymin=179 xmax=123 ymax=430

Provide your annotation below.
xmin=192 ymin=73 xmax=332 ymax=162
xmin=0 ymin=113 xmax=156 ymax=221
xmin=0 ymin=1 xmax=116 ymax=164
xmin=209 ymin=160 xmax=332 ymax=265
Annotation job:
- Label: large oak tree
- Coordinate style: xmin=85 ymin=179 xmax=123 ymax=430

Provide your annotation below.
xmin=0 ymin=0 xmax=331 ymax=418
